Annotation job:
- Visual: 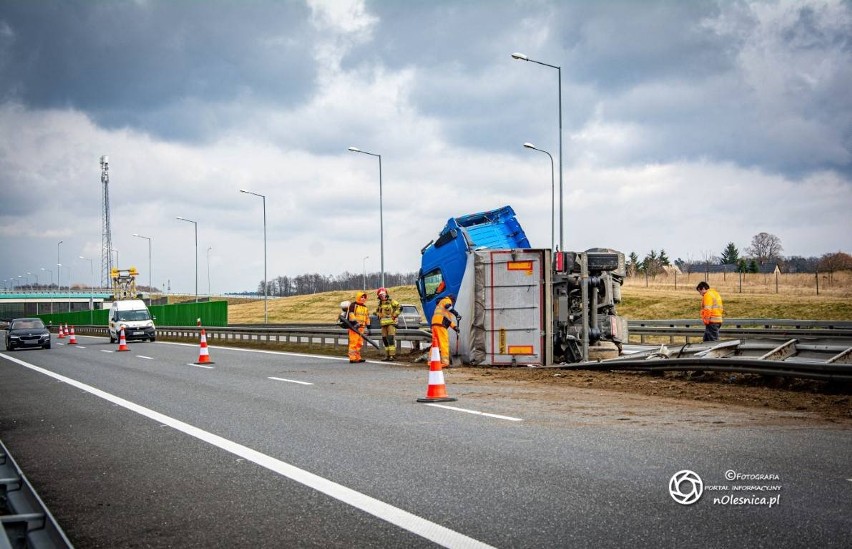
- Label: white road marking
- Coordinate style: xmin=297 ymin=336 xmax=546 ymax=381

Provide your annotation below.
xmin=268 ymin=377 xmax=313 ymax=386
xmin=424 ymin=403 xmax=523 ymax=422
xmin=0 ymin=353 xmax=493 ymax=549
xmin=74 ymin=346 xmax=86 ymax=349
xmin=187 ymin=363 xmax=214 ymax=369
xmin=100 ymin=349 xmax=113 ymax=353
xmin=137 ymin=356 xmax=154 ymax=360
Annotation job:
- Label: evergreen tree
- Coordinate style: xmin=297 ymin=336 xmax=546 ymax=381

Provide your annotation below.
xmin=720 ymin=242 xmax=740 ymax=265
xmin=627 ymin=252 xmax=640 ymax=277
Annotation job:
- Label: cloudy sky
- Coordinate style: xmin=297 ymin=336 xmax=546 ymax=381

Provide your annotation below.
xmin=1 ymin=0 xmax=850 ymax=294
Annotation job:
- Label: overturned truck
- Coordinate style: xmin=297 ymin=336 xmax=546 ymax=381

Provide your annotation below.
xmin=417 ymin=206 xmax=627 ymax=366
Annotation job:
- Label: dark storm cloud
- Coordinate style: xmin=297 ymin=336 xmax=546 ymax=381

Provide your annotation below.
xmin=0 ymin=0 xmax=316 ymax=141
xmin=347 ymin=0 xmax=851 ymax=178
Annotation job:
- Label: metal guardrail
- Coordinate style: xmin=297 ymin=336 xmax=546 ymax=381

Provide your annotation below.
xmin=0 ymin=440 xmax=74 ymax=549
xmin=66 ymin=325 xmax=432 ymax=351
xmin=627 ymin=318 xmax=852 ymax=344
xmin=63 ymin=319 xmax=852 ymax=349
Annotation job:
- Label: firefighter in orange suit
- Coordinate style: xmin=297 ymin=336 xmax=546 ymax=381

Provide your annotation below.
xmin=431 ymin=295 xmax=458 ymax=367
xmin=375 ymin=287 xmax=401 ymax=361
xmin=696 ymin=281 xmax=724 ymax=341
xmin=347 ymin=291 xmax=370 ymax=363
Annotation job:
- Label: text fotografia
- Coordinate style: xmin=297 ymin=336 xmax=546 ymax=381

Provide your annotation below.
xmin=725 ymin=470 xmax=780 ymax=481
xmin=670 ymin=469 xmax=783 ymax=507
xmin=712 ymin=494 xmax=781 ymax=508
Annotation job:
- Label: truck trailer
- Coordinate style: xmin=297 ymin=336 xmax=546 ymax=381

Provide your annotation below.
xmin=416 ymin=205 xmax=627 ymax=366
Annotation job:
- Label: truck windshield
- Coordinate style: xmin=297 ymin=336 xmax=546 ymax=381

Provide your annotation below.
xmin=117 ymin=310 xmax=150 ymax=321
xmin=420 ymin=268 xmax=444 ymax=300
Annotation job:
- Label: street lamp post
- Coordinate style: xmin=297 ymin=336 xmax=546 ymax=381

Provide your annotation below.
xmin=176 ymin=217 xmax=198 ymax=302
xmin=512 ymin=52 xmax=564 ymax=251
xmin=57 ymin=240 xmax=63 ymax=306
xmin=240 ymin=189 xmax=268 ymax=324
xmin=523 ymin=142 xmax=555 ymax=253
xmin=42 ymin=267 xmax=54 ymax=313
xmin=348 ymin=147 xmax=385 ymax=288
xmin=362 ymin=255 xmax=369 ymax=290
xmin=207 ymin=246 xmax=213 ymax=297
xmin=79 ymin=256 xmax=94 ymax=325
xmin=132 ymin=234 xmax=153 ymax=292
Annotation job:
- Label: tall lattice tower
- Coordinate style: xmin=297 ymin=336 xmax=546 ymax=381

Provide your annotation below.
xmin=100 ymin=155 xmax=114 ymax=287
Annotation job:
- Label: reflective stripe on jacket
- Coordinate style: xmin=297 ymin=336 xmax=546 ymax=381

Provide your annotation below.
xmin=430 ymin=305 xmax=456 ymax=331
xmin=701 ymin=289 xmax=724 ymax=325
xmin=376 ymin=299 xmax=400 ymax=326
xmin=348 ymin=302 xmax=369 ymax=327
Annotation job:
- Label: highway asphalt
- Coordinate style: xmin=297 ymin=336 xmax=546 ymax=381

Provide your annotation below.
xmin=1 ymin=335 xmax=850 ymax=547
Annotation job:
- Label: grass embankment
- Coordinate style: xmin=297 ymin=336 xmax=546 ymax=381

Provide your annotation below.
xmin=224 ymin=277 xmax=852 ymax=324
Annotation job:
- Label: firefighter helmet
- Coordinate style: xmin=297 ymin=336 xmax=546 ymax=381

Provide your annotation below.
xmin=377 ymin=287 xmax=388 ymax=298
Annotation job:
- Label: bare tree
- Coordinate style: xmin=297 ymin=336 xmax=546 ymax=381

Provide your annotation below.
xmin=746 ymin=232 xmax=783 ymax=263
xmin=818 ymin=252 xmax=852 ymax=272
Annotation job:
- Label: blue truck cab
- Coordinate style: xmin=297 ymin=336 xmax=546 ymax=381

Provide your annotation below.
xmin=417 ymin=206 xmax=530 ymax=321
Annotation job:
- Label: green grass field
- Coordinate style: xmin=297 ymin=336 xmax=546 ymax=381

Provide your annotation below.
xmin=224 ymin=272 xmax=852 ymax=324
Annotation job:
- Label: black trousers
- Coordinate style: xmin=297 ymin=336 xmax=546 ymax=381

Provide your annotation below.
xmin=703 ymin=323 xmax=721 ymax=342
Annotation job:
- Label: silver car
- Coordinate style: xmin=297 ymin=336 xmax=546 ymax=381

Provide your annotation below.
xmin=397 ymin=304 xmax=423 ymax=329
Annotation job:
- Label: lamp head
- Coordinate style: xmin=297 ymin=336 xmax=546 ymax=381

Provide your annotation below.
xmin=348 ymin=147 xmax=361 ymax=152
xmin=511 ymin=52 xmax=528 ymax=61
xmin=523 ymin=142 xmax=536 ymax=150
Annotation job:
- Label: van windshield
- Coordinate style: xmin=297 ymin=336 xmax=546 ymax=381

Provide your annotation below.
xmin=117 ymin=310 xmax=150 ymax=321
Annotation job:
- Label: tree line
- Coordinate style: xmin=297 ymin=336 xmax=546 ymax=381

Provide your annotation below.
xmin=628 ymin=232 xmax=852 ymax=277
xmin=240 ymin=232 xmax=849 ymax=295
xmin=250 ymin=271 xmax=419 ymax=297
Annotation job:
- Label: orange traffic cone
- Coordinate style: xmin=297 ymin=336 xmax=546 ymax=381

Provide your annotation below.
xmin=195 ymin=329 xmax=214 ymax=364
xmin=117 ymin=327 xmax=130 ymax=352
xmin=416 ymin=334 xmax=457 ymax=403
xmin=58 ymin=324 xmax=65 ymax=339
xmin=68 ymin=326 xmax=77 ymax=345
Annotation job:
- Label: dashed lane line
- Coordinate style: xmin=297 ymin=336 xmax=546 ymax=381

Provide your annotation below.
xmin=268 ymin=377 xmax=314 ymax=386
xmin=0 ymin=353 xmax=494 ymax=549
xmin=424 ymin=403 xmax=523 ymax=422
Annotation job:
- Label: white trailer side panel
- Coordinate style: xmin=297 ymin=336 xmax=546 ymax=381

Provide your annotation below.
xmin=473 ymin=249 xmax=545 ymax=366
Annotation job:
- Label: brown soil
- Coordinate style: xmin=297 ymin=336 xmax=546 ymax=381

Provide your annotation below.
xmin=448 ymin=363 xmax=852 ymax=425
xmin=183 ymin=336 xmax=852 ymax=426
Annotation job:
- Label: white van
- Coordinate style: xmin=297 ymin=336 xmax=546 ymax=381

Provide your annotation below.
xmin=108 ymin=299 xmax=156 ymax=342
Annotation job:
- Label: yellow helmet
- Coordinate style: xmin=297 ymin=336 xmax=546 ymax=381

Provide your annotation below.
xmin=356 ymin=291 xmax=367 ymax=303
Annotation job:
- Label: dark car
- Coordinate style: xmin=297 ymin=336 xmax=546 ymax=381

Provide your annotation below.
xmin=5 ymin=318 xmax=51 ymax=350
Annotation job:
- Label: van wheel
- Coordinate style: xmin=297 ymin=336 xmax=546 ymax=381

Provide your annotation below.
xmin=149 ymin=337 xmax=156 ymax=342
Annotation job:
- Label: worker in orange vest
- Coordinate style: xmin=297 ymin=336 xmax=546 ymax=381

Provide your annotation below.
xmin=696 ymin=281 xmax=724 ymax=341
xmin=347 ymin=291 xmax=370 ymax=363
xmin=430 ymin=295 xmax=458 ymax=367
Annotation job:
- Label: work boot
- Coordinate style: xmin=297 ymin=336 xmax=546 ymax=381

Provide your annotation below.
xmin=389 ymin=356 xmax=396 ymax=361
xmin=357 ymin=358 xmax=366 ymax=363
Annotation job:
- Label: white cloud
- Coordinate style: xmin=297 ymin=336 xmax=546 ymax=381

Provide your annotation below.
xmin=0 ymin=0 xmax=849 ymax=295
